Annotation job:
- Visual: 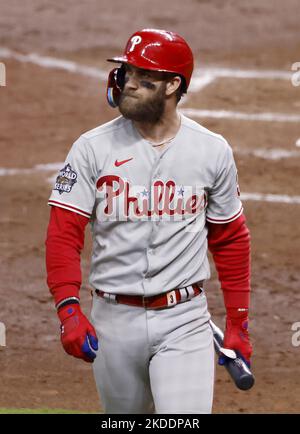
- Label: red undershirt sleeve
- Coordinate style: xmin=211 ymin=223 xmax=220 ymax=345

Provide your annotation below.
xmin=207 ymin=213 xmax=251 ymax=310
xmin=45 ymin=206 xmax=90 ymax=306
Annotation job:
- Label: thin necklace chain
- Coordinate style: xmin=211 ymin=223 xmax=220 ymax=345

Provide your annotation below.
xmin=149 ymin=135 xmax=176 ymax=147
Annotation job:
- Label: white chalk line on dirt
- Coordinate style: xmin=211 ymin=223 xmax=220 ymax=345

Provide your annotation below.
xmin=181 ymin=108 xmax=300 ymax=122
xmin=240 ymin=193 xmax=300 ymax=205
xmin=0 ymin=47 xmax=293 ymax=92
xmin=0 ymin=163 xmax=62 ymax=176
xmin=1 ymin=47 xmax=296 ymax=121
xmin=190 ymin=67 xmax=292 ymax=91
xmin=0 ymin=47 xmax=107 ymax=80
xmin=237 ymin=148 xmax=300 ymax=160
xmin=1 ymin=145 xmax=300 ymax=177
xmin=0 ymin=163 xmax=299 ymax=205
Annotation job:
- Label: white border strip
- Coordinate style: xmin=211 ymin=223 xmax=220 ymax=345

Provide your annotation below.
xmin=181 ymin=108 xmax=300 ymax=122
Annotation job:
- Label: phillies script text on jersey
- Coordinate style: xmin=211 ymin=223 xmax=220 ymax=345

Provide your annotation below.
xmin=95 ymin=175 xmax=208 ymax=220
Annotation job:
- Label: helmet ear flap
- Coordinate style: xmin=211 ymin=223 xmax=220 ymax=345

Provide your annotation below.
xmin=106 ymin=65 xmax=126 ymax=108
xmin=116 ymin=64 xmax=126 ymax=88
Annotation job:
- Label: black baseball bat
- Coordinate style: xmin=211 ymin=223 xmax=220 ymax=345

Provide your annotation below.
xmin=209 ymin=319 xmax=255 ymax=391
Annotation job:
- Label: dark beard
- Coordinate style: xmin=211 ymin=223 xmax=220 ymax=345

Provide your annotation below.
xmin=118 ymin=84 xmax=166 ymax=123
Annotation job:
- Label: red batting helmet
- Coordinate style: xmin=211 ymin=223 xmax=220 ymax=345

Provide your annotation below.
xmin=106 ymin=28 xmax=194 ymax=107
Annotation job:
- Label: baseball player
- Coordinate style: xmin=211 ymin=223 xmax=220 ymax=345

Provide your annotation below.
xmin=45 ymin=29 xmax=252 ymax=414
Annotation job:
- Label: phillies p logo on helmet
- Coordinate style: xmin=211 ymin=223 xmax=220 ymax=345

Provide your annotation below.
xmin=129 ymin=35 xmax=142 ymax=52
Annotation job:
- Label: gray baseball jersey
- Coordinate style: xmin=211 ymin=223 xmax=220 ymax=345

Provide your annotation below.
xmin=48 ymin=114 xmax=242 ymax=296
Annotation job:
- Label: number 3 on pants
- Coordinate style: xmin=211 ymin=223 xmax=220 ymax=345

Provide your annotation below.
xmin=167 ymin=290 xmax=177 ymax=307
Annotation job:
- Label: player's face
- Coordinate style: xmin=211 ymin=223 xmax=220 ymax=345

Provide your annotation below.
xmin=118 ymin=64 xmax=167 ymax=123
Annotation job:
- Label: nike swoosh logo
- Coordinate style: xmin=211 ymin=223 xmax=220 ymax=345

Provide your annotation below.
xmin=115 ymin=157 xmax=133 ymax=167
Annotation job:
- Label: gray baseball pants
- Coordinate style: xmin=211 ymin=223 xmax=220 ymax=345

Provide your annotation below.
xmin=91 ymin=289 xmax=215 ymax=414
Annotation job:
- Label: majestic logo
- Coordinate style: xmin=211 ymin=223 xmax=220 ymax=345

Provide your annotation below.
xmin=129 ymin=35 xmax=142 ymax=52
xmin=54 ymin=163 xmax=77 ymax=194
xmin=95 ymin=175 xmax=207 ymax=222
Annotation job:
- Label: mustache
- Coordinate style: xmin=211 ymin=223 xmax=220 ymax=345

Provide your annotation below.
xmin=121 ymin=91 xmax=138 ymax=99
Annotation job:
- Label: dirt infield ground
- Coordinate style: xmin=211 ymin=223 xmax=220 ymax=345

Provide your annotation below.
xmin=1 ymin=1 xmax=300 ymax=413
